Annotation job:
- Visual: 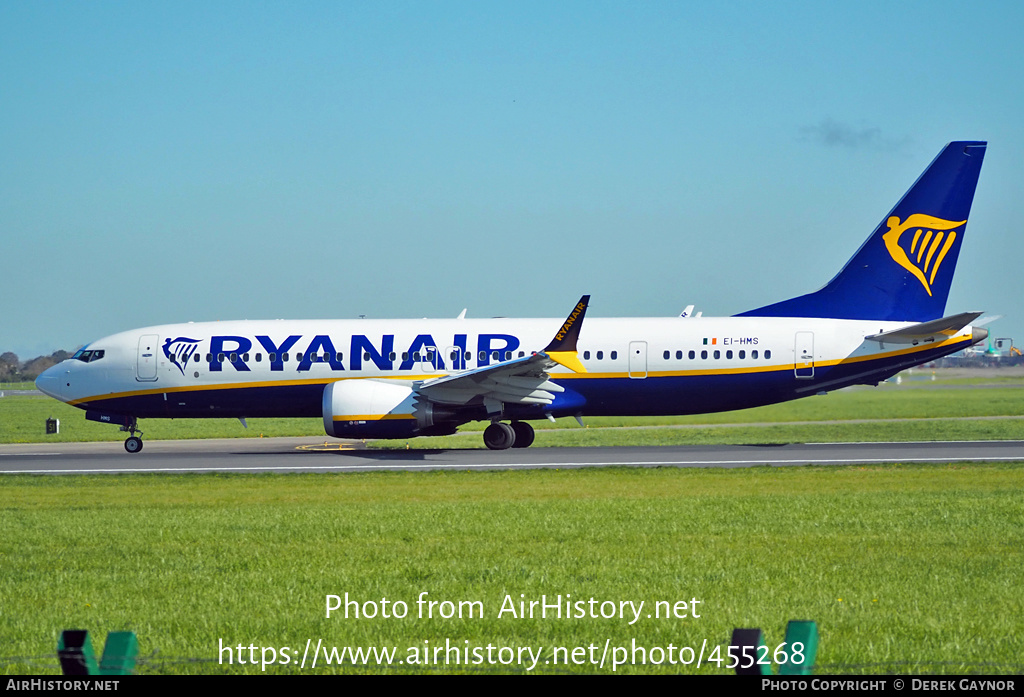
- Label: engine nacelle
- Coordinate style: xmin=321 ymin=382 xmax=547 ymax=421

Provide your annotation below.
xmin=323 ymin=379 xmax=419 ymax=439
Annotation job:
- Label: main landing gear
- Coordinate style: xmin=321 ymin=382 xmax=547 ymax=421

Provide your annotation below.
xmin=483 ymin=421 xmax=535 ymax=450
xmin=120 ymin=417 xmax=144 ymax=454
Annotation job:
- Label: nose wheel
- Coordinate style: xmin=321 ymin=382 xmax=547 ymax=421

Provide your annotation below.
xmin=120 ymin=417 xmax=144 ymax=454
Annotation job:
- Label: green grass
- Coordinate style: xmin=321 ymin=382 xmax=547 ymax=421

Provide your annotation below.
xmin=1 ymin=465 xmax=1022 ymax=674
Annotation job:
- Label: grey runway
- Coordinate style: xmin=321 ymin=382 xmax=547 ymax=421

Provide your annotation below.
xmin=2 ymin=438 xmax=1023 ymax=475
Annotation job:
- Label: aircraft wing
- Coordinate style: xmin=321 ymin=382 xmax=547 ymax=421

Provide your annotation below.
xmin=417 ymin=352 xmax=567 ymax=405
xmin=865 ymin=311 xmax=984 ymax=344
xmin=416 ymin=295 xmax=589 ymax=407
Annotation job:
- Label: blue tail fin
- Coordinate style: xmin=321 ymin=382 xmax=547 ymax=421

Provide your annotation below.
xmin=738 ymin=141 xmax=986 ymax=322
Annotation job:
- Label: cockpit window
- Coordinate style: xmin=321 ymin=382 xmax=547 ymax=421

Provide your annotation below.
xmin=72 ymin=349 xmax=105 ymax=363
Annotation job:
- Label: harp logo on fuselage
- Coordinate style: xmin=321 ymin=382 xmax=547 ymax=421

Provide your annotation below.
xmin=162 ymin=337 xmax=201 ymax=375
xmin=882 ymin=214 xmax=965 ymax=297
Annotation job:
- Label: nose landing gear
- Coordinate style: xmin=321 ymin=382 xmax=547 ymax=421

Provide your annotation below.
xmin=120 ymin=418 xmax=144 ymax=454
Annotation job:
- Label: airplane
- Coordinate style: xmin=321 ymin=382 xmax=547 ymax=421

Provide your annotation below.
xmin=36 ymin=141 xmax=989 ymax=453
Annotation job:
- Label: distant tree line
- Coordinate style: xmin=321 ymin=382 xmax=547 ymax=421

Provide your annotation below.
xmin=0 ymin=351 xmax=71 ymax=382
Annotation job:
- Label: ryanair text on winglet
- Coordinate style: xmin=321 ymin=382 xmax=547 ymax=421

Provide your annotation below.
xmin=554 ymin=302 xmax=587 ymax=342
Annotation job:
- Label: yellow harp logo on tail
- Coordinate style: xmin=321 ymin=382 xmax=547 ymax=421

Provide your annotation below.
xmin=882 ymin=214 xmax=965 ymax=297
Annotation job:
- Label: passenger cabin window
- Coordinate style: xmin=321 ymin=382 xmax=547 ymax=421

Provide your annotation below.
xmin=611 ymin=351 xmax=617 ymax=360
xmin=765 ymin=349 xmax=772 ymax=359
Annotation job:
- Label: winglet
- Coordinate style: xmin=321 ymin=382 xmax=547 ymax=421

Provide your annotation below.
xmin=542 ymin=295 xmax=590 ymax=373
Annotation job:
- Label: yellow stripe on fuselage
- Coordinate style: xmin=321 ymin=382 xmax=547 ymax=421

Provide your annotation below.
xmin=333 ymin=414 xmax=416 ymax=421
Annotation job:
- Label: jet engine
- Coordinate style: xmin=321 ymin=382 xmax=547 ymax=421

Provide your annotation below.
xmin=322 ymin=380 xmax=459 ymax=439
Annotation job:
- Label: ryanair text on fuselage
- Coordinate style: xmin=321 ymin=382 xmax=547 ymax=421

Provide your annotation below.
xmin=169 ymin=333 xmax=522 ymax=374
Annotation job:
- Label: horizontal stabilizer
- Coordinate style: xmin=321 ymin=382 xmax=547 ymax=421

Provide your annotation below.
xmin=973 ymin=314 xmax=1003 ymax=327
xmin=865 ymin=311 xmax=983 ymax=344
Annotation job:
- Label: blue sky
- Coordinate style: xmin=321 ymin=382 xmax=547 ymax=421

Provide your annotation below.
xmin=2 ymin=1 xmax=1023 ymax=357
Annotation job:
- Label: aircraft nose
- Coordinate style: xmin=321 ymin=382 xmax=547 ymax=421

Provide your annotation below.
xmin=35 ymin=364 xmax=65 ymax=400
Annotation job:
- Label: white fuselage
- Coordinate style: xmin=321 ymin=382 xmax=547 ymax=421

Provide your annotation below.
xmin=37 ymin=314 xmax=977 ymax=426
